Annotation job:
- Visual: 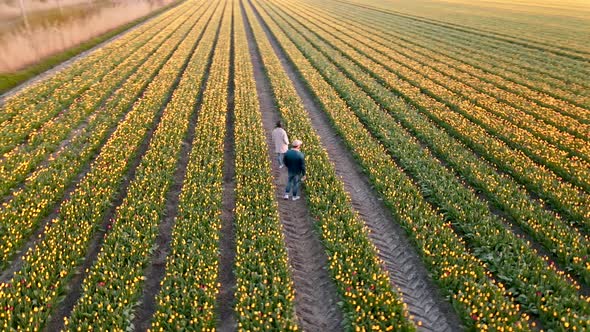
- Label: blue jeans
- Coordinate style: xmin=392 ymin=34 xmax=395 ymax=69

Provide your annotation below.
xmin=277 ymin=153 xmax=285 ymax=167
xmin=285 ymin=174 xmax=302 ymax=197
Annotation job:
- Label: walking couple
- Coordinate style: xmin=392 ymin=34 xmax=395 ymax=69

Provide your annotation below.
xmin=272 ymin=121 xmax=306 ymax=201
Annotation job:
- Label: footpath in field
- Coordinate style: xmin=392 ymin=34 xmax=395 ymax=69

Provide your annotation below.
xmin=244 ymin=7 xmax=345 ymax=330
xmin=243 ymin=0 xmax=463 ymax=330
xmin=262 ymin=0 xmax=590 ymax=282
xmin=1 ymin=0 xmax=589 ymax=330
xmin=251 ymin=0 xmax=590 ymax=331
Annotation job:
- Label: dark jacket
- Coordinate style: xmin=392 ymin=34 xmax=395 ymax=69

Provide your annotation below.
xmin=283 ymin=149 xmax=305 ymax=176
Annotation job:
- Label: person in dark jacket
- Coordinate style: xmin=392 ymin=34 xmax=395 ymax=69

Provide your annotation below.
xmin=283 ymin=139 xmax=306 ymax=201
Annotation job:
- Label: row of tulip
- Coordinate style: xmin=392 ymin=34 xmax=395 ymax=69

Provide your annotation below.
xmin=0 ymin=2 xmax=209 ymax=329
xmin=380 ymin=0 xmax=590 ymax=66
xmin=267 ymin=0 xmax=590 ymax=282
xmin=284 ymin=6 xmax=590 ymax=196
xmin=366 ymin=4 xmax=590 ymax=70
xmin=397 ymin=46 xmax=590 ymax=141
xmin=149 ymin=1 xmax=230 ymax=329
xmin=388 ymin=5 xmax=590 ymax=107
xmin=343 ymin=22 xmax=590 ymax=139
xmin=379 ymin=19 xmax=590 ymax=119
xmin=64 ymin=4 xmax=225 ymax=329
xmin=251 ymin=1 xmax=531 ymax=330
xmin=271 ymin=2 xmax=590 ymax=228
xmin=245 ymin=1 xmax=416 ymax=330
xmin=231 ymin=4 xmax=298 ymax=329
xmin=0 ymin=0 xmax=211 ymax=200
xmin=375 ymin=23 xmax=590 ymax=120
xmin=0 ymin=0 xmax=186 ymax=127
xmin=307 ymin=1 xmax=590 ymax=118
xmin=255 ymin=3 xmax=590 ymax=330
xmin=0 ymin=2 xmax=213 ymax=270
xmin=292 ymin=3 xmax=590 ymax=151
xmin=338 ymin=4 xmax=590 ymax=95
xmin=328 ymin=30 xmax=590 ymax=187
xmin=424 ymin=11 xmax=588 ymax=63
xmin=0 ymin=2 xmax=194 ymax=155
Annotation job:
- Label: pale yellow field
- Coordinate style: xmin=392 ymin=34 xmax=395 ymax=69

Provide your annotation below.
xmin=338 ymin=0 xmax=590 ymax=53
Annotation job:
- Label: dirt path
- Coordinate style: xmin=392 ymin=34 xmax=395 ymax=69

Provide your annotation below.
xmin=242 ymin=3 xmax=345 ymax=331
xmin=248 ymin=2 xmax=464 ymax=331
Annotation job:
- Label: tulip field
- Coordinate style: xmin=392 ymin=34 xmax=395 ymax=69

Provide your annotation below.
xmin=0 ymin=0 xmax=588 ymax=330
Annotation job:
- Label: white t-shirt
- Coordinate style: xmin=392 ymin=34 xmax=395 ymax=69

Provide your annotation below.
xmin=272 ymin=127 xmax=289 ymax=153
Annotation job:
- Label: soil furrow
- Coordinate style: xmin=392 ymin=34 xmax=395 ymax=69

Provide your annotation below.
xmin=0 ymin=2 xmax=208 ymax=201
xmin=130 ymin=12 xmax=222 ymax=331
xmin=42 ymin=76 xmax=181 ymax=332
xmin=242 ymin=2 xmax=344 ymax=330
xmin=0 ymin=3 xmax=209 ymax=279
xmin=328 ymin=0 xmax=590 ymax=63
xmin=216 ymin=5 xmax=238 ymax=330
xmin=259 ymin=1 xmax=590 ymax=292
xmin=248 ymin=2 xmax=463 ymax=330
xmin=40 ymin=13 xmax=208 ymax=329
xmin=0 ymin=157 xmax=90 ymax=284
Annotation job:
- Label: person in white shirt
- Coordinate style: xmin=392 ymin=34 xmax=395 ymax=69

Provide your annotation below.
xmin=272 ymin=121 xmax=289 ymax=169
